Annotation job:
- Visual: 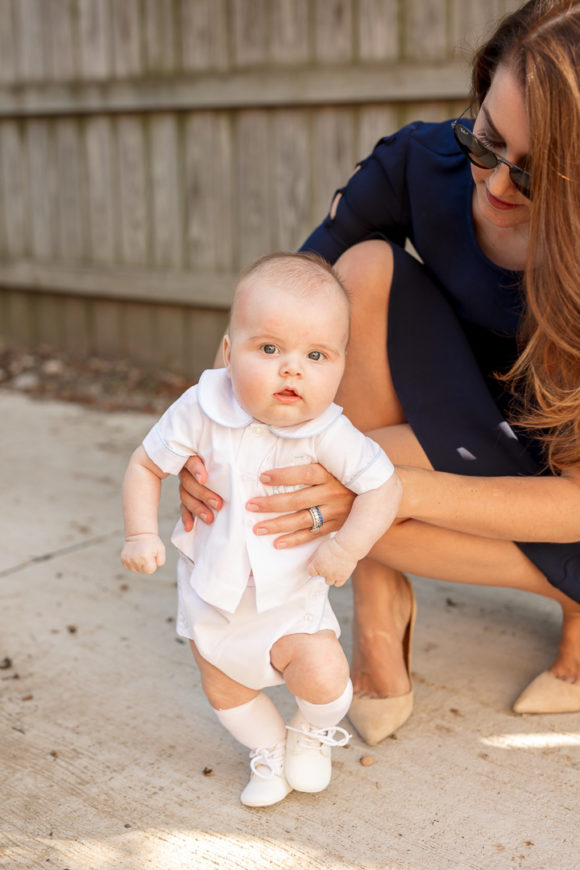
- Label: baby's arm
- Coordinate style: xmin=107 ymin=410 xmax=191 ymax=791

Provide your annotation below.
xmin=121 ymin=445 xmax=168 ymax=575
xmin=308 ymin=471 xmax=402 ymax=586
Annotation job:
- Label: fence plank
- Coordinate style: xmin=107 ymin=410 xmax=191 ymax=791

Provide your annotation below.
xmin=150 ymin=114 xmax=183 ymax=269
xmin=183 ymin=307 xmax=229 ymax=381
xmin=117 ymin=117 xmax=148 ymax=265
xmin=232 ymin=0 xmax=268 ymax=67
xmin=14 ymin=0 xmax=46 ymax=82
xmin=143 ymin=0 xmax=176 ymax=74
xmin=357 ymin=105 xmax=399 ymax=156
xmin=405 ymin=0 xmax=447 ymax=61
xmin=85 ymin=116 xmax=117 ymax=263
xmin=62 ymin=296 xmax=92 ymax=355
xmin=0 ymin=0 xmax=16 ymax=84
xmin=183 ymin=111 xmax=233 ymax=272
xmin=312 ymin=108 xmax=355 ymax=225
xmin=271 ymin=0 xmax=309 ymax=65
xmin=55 ymin=120 xmax=85 ymax=260
xmin=181 ymin=0 xmax=229 ymax=72
xmin=46 ymin=0 xmax=77 ymax=80
xmin=236 ymin=110 xmax=271 ymax=267
xmin=93 ymin=297 xmax=125 ymax=357
xmin=314 ymin=0 xmax=353 ymax=64
xmin=272 ymin=109 xmax=310 ymax=251
xmin=0 ymin=122 xmax=28 ymax=257
xmin=78 ymin=0 xmax=111 ymax=80
xmin=358 ymin=0 xmax=399 ymax=62
xmin=27 ymin=120 xmax=56 ymax=260
xmin=112 ymin=0 xmax=143 ymax=78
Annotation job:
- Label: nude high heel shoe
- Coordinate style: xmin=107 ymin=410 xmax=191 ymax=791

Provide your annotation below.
xmin=348 ymin=575 xmax=417 ymax=746
xmin=513 ymin=670 xmax=580 ymax=714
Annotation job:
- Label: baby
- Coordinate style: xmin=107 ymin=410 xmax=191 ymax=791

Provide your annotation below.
xmin=121 ymin=252 xmax=401 ymax=807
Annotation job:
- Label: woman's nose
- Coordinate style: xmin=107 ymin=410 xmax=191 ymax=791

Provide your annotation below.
xmin=487 ymin=160 xmax=516 ymax=197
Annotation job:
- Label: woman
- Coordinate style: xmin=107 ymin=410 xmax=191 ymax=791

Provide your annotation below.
xmin=180 ymin=0 xmax=580 ymax=745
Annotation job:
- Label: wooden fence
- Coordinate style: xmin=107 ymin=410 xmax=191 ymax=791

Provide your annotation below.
xmin=0 ymin=0 xmax=520 ymax=378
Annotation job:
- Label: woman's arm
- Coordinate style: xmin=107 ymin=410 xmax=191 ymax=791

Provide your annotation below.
xmin=397 ymin=465 xmax=580 ymax=543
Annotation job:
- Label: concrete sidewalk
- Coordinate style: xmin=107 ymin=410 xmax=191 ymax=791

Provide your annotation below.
xmin=1 ymin=390 xmax=579 ymax=870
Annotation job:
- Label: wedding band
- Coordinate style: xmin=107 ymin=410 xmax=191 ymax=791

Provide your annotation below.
xmin=308 ymin=505 xmax=324 ymax=532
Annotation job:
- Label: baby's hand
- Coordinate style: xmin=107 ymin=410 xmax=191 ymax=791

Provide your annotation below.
xmin=308 ymin=538 xmax=357 ymax=587
xmin=121 ymin=534 xmax=166 ymax=575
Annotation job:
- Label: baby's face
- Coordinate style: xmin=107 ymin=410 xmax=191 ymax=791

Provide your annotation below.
xmin=224 ymin=274 xmax=349 ymax=428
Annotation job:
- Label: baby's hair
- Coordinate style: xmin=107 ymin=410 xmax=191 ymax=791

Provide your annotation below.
xmin=230 ymin=251 xmax=351 ymax=330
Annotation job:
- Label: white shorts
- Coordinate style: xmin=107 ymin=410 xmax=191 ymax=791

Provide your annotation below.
xmin=176 ymin=556 xmax=341 ymax=690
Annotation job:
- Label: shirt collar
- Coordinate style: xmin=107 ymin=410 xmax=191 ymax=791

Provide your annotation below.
xmin=198 ymin=368 xmax=343 ymax=438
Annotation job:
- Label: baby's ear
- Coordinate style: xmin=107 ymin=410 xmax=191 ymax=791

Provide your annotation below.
xmin=222 ymin=333 xmax=232 ymax=374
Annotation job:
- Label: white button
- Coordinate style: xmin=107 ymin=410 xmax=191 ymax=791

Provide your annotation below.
xmin=304 ymin=614 xmax=313 ymax=623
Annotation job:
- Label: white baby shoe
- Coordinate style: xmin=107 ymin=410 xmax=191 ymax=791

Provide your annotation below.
xmin=240 ymin=740 xmax=293 ymax=807
xmin=285 ymin=711 xmax=350 ymax=793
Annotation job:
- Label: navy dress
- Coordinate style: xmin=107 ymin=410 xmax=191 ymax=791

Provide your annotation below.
xmin=300 ymin=119 xmax=580 ymax=603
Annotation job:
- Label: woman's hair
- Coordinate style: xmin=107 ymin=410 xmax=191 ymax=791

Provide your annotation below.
xmin=472 ymin=0 xmax=580 ymax=471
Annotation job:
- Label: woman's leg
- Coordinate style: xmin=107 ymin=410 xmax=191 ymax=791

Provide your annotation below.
xmin=333 ymin=240 xmax=580 ymax=706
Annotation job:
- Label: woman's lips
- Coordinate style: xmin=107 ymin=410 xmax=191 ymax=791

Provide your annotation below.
xmin=485 ymin=187 xmax=518 ymax=210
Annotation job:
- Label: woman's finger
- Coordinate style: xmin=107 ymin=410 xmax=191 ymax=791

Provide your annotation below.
xmin=248 ymin=478 xmax=350 ymax=515
xmin=259 ymin=462 xmax=332 ymax=489
xmin=272 ymin=517 xmax=343 ymax=550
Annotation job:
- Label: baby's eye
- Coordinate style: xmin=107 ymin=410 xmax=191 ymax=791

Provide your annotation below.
xmin=308 ymin=350 xmax=325 ymax=361
xmin=261 ymin=344 xmax=278 ymax=355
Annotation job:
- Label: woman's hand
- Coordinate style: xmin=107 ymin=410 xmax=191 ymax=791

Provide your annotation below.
xmin=247 ymin=463 xmax=355 ymax=549
xmin=178 ymin=455 xmax=223 ymax=532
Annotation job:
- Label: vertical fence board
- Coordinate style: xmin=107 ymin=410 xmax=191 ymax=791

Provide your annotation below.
xmin=183 ymin=112 xmax=233 ymax=271
xmin=92 ymin=298 xmax=125 ymax=357
xmin=451 ymin=0 xmax=503 ymax=56
xmin=357 ymin=0 xmax=399 ymax=61
xmin=236 ymin=110 xmax=270 ymax=267
xmin=124 ymin=301 xmax=155 ymax=363
xmin=56 ymin=120 xmax=85 ymax=261
xmin=272 ymin=110 xmax=310 ymax=251
xmin=0 ymin=122 xmax=29 ymax=257
xmin=312 ymin=108 xmax=355 ymax=225
xmin=404 ymin=0 xmax=447 ymax=61
xmin=14 ymin=0 xmax=46 ymax=82
xmin=111 ymin=0 xmax=143 ymax=78
xmin=314 ymin=0 xmax=353 ymax=64
xmin=27 ymin=121 xmax=56 ymax=260
xmin=232 ymin=0 xmax=268 ymax=67
xmin=357 ymin=105 xmax=399 ymax=157
xmin=183 ymin=307 xmax=229 ymax=381
xmin=85 ymin=116 xmax=117 ymax=263
xmin=46 ymin=0 xmax=77 ymax=80
xmin=117 ymin=117 xmax=148 ymax=265
xmin=0 ymin=0 xmax=16 ymax=84
xmin=150 ymin=115 xmax=183 ymax=269
xmin=5 ymin=289 xmax=36 ymax=347
xmin=62 ymin=296 xmax=92 ymax=355
xmin=143 ymin=0 xmax=176 ymax=73
xmin=180 ymin=0 xmax=229 ymax=72
xmin=36 ymin=293 xmax=65 ymax=348
xmin=271 ymin=0 xmax=309 ymax=65
xmin=78 ymin=0 xmax=111 ymax=79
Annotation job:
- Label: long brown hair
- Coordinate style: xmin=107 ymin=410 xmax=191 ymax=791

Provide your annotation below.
xmin=472 ymin=0 xmax=580 ymax=471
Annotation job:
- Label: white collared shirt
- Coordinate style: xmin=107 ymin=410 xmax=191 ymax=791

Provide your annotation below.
xmin=143 ymin=368 xmax=394 ymax=613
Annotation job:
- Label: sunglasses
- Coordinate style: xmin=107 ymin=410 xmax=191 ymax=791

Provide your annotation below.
xmin=452 ymin=108 xmax=532 ymax=199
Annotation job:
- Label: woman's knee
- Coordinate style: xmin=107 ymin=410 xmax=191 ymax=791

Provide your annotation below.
xmin=335 ymin=239 xmax=394 ymax=307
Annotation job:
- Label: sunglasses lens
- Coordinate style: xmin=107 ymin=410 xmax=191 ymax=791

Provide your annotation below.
xmin=453 ymin=120 xmax=532 ymax=199
xmin=453 ymin=124 xmax=497 ymax=169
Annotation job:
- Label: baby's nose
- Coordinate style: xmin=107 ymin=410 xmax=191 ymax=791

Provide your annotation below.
xmin=280 ymin=355 xmax=302 ymax=376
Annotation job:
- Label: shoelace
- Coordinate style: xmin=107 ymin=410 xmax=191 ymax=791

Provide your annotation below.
xmin=249 ymin=743 xmax=285 ymax=780
xmin=286 ymin=722 xmax=351 ymax=749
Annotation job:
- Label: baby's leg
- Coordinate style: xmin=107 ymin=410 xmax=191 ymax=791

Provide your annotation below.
xmin=190 ymin=641 xmax=291 ymax=807
xmin=270 ymin=631 xmax=353 ymax=793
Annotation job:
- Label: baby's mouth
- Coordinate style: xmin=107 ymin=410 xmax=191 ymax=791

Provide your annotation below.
xmin=274 ymin=387 xmax=301 ymax=402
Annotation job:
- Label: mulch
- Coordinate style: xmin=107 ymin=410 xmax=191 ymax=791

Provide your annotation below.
xmin=0 ymin=341 xmax=194 ymax=414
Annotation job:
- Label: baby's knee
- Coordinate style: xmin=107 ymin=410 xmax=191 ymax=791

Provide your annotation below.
xmin=301 ymin=632 xmax=350 ymax=697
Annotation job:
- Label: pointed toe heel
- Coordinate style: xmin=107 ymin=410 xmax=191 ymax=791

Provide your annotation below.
xmin=349 ymin=575 xmax=417 ymax=745
xmin=513 ymin=670 xmax=580 ymax=714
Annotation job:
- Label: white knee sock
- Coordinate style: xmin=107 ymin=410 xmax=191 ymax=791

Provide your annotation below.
xmin=213 ymin=693 xmax=286 ymax=750
xmin=295 ymin=679 xmax=353 ymax=729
